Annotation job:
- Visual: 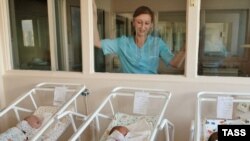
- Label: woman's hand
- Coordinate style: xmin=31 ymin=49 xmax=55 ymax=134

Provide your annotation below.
xmin=170 ymin=46 xmax=186 ymax=68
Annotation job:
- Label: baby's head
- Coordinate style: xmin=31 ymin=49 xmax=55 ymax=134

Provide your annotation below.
xmin=208 ymin=132 xmax=218 ymax=141
xmin=16 ymin=115 xmax=43 ymax=135
xmin=24 ymin=115 xmax=42 ymax=129
xmin=109 ymin=126 xmax=129 ymax=136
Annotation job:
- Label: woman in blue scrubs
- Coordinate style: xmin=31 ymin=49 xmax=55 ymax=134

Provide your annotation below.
xmin=93 ymin=3 xmax=185 ymax=74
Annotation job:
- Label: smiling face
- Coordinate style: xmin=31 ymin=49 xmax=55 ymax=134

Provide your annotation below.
xmin=133 ymin=14 xmax=153 ymax=37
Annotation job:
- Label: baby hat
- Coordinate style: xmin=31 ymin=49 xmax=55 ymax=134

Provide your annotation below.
xmin=107 ymin=130 xmax=127 ymax=141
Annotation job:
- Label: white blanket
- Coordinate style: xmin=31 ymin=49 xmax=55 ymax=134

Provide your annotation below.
xmin=106 ymin=130 xmax=127 ymax=141
xmin=106 ymin=119 xmax=152 ymax=141
xmin=0 ymin=127 xmax=26 ymax=141
xmin=126 ymin=119 xmax=152 ymax=141
xmin=33 ymin=106 xmax=71 ymax=141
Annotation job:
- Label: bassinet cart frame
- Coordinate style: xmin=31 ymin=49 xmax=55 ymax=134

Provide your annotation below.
xmin=0 ymin=82 xmax=88 ymax=141
xmin=70 ymin=87 xmax=174 ymax=141
xmin=194 ymin=91 xmax=250 ymax=141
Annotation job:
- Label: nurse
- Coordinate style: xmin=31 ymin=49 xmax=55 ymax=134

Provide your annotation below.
xmin=93 ymin=2 xmax=185 ymax=74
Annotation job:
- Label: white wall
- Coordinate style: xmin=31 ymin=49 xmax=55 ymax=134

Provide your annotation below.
xmin=0 ymin=1 xmax=6 ymax=132
xmin=0 ymin=34 xmax=4 ymax=109
xmin=0 ymin=0 xmax=5 ymax=109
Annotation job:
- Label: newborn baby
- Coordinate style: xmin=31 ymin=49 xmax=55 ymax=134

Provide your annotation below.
xmin=0 ymin=115 xmax=42 ymax=141
xmin=106 ymin=119 xmax=152 ymax=141
xmin=208 ymin=132 xmax=218 ymax=141
xmin=107 ymin=126 xmax=129 ymax=141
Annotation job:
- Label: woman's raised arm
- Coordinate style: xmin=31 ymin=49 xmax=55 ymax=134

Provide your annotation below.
xmin=93 ymin=0 xmax=101 ymax=48
xmin=170 ymin=46 xmax=186 ymax=68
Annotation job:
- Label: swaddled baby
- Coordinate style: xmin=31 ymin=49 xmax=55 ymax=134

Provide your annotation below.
xmin=106 ymin=119 xmax=152 ymax=141
xmin=0 ymin=115 xmax=42 ymax=141
xmin=107 ymin=126 xmax=129 ymax=141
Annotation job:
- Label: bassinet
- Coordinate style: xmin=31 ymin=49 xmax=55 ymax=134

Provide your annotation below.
xmin=0 ymin=82 xmax=88 ymax=141
xmin=69 ymin=87 xmax=174 ymax=141
xmin=193 ymin=91 xmax=250 ymax=141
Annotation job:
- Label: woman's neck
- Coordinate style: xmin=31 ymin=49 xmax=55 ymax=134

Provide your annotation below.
xmin=135 ymin=36 xmax=147 ymax=48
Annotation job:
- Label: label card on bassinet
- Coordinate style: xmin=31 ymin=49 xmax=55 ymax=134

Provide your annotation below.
xmin=217 ymin=96 xmax=233 ymax=119
xmin=53 ymin=86 xmax=68 ymax=106
xmin=133 ymin=91 xmax=149 ymax=115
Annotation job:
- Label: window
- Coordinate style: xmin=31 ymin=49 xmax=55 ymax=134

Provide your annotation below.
xmin=9 ymin=0 xmax=51 ymax=70
xmin=198 ymin=0 xmax=250 ymax=77
xmin=158 ymin=12 xmax=186 ymax=74
xmin=9 ymin=0 xmax=82 ymax=71
xmin=94 ymin=0 xmax=187 ymax=74
xmin=8 ymin=0 xmax=187 ymax=74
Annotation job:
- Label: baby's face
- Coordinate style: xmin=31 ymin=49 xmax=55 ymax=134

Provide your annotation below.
xmin=117 ymin=126 xmax=129 ymax=136
xmin=25 ymin=115 xmax=42 ymax=129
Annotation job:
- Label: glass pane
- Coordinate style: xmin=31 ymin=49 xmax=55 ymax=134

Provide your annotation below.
xmin=50 ymin=0 xmax=81 ymax=71
xmin=9 ymin=0 xmax=83 ymax=72
xmin=94 ymin=0 xmax=186 ymax=74
xmin=54 ymin=0 xmax=82 ymax=72
xmin=70 ymin=6 xmax=82 ymax=71
xmin=9 ymin=0 xmax=51 ymax=70
xmin=158 ymin=12 xmax=186 ymax=74
xmin=95 ymin=9 xmax=105 ymax=72
xmin=198 ymin=0 xmax=250 ymax=77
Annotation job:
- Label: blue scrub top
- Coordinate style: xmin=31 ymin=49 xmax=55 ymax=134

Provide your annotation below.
xmin=101 ymin=35 xmax=174 ymax=74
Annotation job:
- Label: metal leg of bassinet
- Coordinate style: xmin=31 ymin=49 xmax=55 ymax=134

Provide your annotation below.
xmin=160 ymin=119 xmax=175 ymax=141
xmin=94 ymin=116 xmax=100 ymax=141
xmin=189 ymin=120 xmax=194 ymax=141
xmin=168 ymin=121 xmax=175 ymax=141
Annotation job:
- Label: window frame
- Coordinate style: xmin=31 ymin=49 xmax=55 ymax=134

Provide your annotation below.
xmin=1 ymin=0 xmax=250 ymax=83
